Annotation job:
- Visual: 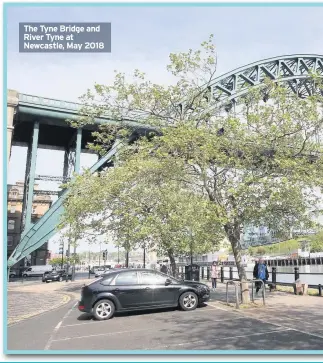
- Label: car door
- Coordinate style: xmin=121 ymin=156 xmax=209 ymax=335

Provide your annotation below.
xmin=150 ymin=272 xmax=181 ymax=306
xmin=110 ymin=271 xmax=145 ymax=309
xmin=138 ymin=271 xmax=160 ymax=307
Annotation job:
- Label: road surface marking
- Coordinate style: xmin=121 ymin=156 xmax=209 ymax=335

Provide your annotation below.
xmin=146 ymin=327 xmax=291 ymax=350
xmin=234 ymin=310 xmax=323 ymax=340
xmin=206 ymin=303 xmax=232 ymax=311
xmin=44 ymin=301 xmax=77 ymax=350
xmin=51 ymin=327 xmax=157 ymax=342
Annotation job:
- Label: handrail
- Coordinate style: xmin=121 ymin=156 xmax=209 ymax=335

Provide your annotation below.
xmin=226 ymin=280 xmax=241 ymax=309
xmin=250 ymin=279 xmax=266 ymax=305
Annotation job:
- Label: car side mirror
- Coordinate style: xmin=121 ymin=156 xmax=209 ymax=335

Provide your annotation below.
xmin=165 ymin=278 xmax=172 ymax=286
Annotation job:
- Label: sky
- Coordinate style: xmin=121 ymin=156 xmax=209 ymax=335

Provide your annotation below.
xmin=6 ymin=4 xmax=323 ymax=253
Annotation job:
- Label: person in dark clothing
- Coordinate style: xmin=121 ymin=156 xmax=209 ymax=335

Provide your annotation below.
xmin=255 ymin=258 xmax=269 ymax=294
xmin=160 ymin=264 xmax=168 ymax=274
xmin=253 ymin=259 xmax=259 ymax=279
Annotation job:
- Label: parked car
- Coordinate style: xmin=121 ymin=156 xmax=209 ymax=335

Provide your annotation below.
xmin=94 ymin=268 xmax=108 ymax=277
xmin=8 ymin=270 xmax=17 ymax=278
xmin=78 ymin=268 xmax=210 ymax=320
xmin=42 ymin=269 xmax=72 ymax=283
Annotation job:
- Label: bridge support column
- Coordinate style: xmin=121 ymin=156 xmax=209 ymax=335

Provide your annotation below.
xmin=63 ymin=149 xmax=69 ymax=180
xmin=7 ymin=90 xmax=19 ymax=164
xmin=25 ymin=121 xmax=39 ymax=228
xmin=74 ymin=128 xmax=82 ymax=173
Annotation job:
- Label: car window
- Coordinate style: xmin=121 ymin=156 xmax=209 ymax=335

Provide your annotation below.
xmin=155 ymin=271 xmax=180 ymax=285
xmin=100 ymin=275 xmax=115 ymax=286
xmin=140 ymin=271 xmax=168 ymax=285
xmin=114 ymin=271 xmax=138 ymax=286
xmin=140 ymin=271 xmax=159 ymax=285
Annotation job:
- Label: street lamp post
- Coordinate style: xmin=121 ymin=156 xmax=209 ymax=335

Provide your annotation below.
xmin=143 ymin=246 xmax=146 ymax=268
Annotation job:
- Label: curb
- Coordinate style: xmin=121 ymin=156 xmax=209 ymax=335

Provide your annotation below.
xmin=7 ymin=293 xmax=72 ymax=326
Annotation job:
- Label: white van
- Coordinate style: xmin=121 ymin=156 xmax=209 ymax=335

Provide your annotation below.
xmin=23 ymin=265 xmax=53 ymax=277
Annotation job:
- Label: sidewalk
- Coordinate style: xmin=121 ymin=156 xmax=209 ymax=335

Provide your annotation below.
xmin=205 ymin=280 xmax=323 ymax=309
xmin=7 ymin=280 xmax=87 ymax=325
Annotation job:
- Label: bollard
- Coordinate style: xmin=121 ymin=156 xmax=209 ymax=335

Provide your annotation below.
xmin=221 ymin=266 xmax=224 ymax=283
xmin=294 ymin=267 xmax=300 ymax=281
xmin=202 ymin=267 xmax=204 ymax=279
xmin=272 ymin=267 xmax=277 ymax=284
xmin=319 ymin=284 xmax=322 ymax=297
xmin=229 ymin=266 xmax=233 ymax=280
xmin=207 ymin=267 xmax=210 ymax=281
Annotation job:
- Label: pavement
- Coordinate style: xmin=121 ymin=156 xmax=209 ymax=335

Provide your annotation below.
xmin=6 ymin=279 xmax=323 ymax=352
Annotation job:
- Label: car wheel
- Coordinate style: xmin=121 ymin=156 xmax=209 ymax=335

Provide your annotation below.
xmin=179 ymin=292 xmax=198 ymax=311
xmin=9 ymin=274 xmax=15 ymax=278
xmin=22 ymin=274 xmax=27 ymax=278
xmin=93 ymin=299 xmax=115 ymax=321
xmin=59 ymin=276 xmax=63 ymax=282
xmin=46 ymin=280 xmax=50 ymax=283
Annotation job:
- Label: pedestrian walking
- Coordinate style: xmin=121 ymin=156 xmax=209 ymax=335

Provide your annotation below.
xmin=210 ymin=261 xmax=219 ymax=291
xmin=255 ymin=258 xmax=269 ymax=295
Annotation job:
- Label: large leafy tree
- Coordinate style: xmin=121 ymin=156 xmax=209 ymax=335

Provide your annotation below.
xmin=62 ymin=36 xmax=323 ymax=292
xmin=308 ymin=231 xmax=323 ymax=253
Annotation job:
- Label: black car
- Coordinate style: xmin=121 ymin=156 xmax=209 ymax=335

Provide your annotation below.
xmin=78 ymin=268 xmax=210 ymax=320
xmin=42 ymin=270 xmax=72 ymax=283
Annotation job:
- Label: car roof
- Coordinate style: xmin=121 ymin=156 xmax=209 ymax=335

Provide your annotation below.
xmin=101 ymin=268 xmax=164 ymax=276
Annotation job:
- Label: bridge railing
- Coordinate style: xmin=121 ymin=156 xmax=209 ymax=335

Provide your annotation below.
xmin=19 ymin=93 xmax=82 ymax=112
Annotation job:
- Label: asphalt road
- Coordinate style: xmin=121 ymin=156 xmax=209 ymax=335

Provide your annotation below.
xmin=7 ymin=292 xmax=323 ymax=352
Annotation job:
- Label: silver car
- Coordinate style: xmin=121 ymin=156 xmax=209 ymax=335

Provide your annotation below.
xmin=94 ymin=268 xmax=108 ymax=277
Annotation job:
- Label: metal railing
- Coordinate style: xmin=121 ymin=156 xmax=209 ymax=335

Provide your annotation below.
xmin=250 ymin=279 xmax=266 ymax=305
xmin=226 ymin=280 xmax=241 ymax=309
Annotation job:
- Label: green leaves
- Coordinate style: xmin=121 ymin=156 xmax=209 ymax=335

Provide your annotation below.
xmin=61 ymin=36 xmax=323 ymax=279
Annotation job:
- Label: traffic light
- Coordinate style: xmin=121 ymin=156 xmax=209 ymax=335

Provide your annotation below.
xmin=102 ymin=250 xmax=108 ymax=260
xmin=66 ymin=250 xmax=70 ymax=258
xmin=59 ymin=242 xmax=64 ymax=255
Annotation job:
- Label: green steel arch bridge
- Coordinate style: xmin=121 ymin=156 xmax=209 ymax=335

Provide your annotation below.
xmin=7 ymin=54 xmax=323 ymax=268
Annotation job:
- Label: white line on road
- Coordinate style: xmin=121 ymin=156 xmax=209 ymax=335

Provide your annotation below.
xmin=233 ymin=309 xmax=323 ymax=341
xmin=146 ymin=327 xmax=291 ymax=350
xmin=51 ymin=327 xmax=157 ymax=342
xmin=44 ymin=300 xmax=77 ymax=350
xmin=206 ymin=302 xmax=233 ymax=311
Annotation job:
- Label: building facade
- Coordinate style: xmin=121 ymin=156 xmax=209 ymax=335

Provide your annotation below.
xmin=7 ymin=181 xmax=53 ymax=267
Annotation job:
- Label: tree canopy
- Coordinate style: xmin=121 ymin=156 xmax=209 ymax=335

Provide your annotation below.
xmin=61 ymin=35 xmax=323 ymax=281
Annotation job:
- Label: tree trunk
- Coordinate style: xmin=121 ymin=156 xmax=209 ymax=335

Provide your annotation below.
xmin=167 ymin=250 xmax=177 ymax=277
xmin=224 ymin=223 xmax=250 ymax=304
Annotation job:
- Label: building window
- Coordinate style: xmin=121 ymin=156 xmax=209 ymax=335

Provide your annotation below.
xmin=10 ymin=205 xmax=16 ymax=213
xmin=10 ymin=189 xmax=19 ymax=197
xmin=7 ymin=236 xmax=13 ymax=246
xmin=8 ymin=220 xmax=15 ymax=230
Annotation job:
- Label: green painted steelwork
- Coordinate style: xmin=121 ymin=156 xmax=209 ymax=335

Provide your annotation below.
xmin=179 ymin=54 xmax=323 ymax=110
xmin=7 ymin=139 xmax=122 ymax=268
xmin=74 ymin=128 xmax=82 ymax=173
xmin=25 ymin=121 xmax=39 ymax=229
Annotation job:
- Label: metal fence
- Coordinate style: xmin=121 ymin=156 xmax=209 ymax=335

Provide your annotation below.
xmin=176 ymin=265 xmax=323 ymax=296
